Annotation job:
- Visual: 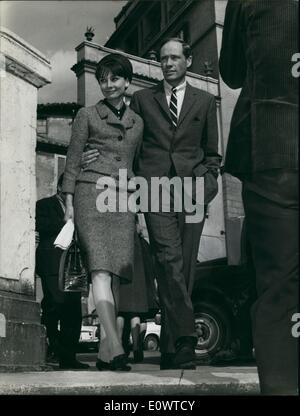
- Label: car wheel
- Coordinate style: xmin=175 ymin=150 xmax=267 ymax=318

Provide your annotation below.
xmin=194 ymin=302 xmax=232 ymax=359
xmin=143 ymin=334 xmax=159 ymax=351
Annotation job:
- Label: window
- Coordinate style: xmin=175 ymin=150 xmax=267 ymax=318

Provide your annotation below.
xmin=37 ymin=119 xmax=47 ymax=135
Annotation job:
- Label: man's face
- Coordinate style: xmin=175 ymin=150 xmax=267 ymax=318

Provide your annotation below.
xmin=160 ymin=40 xmax=192 ymax=86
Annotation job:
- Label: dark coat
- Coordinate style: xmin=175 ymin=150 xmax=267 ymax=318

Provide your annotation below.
xmin=131 ymin=81 xmax=221 ymax=204
xmin=118 ymin=231 xmax=159 ymax=318
xmin=36 ymin=195 xmax=65 ymax=277
xmin=219 ymin=0 xmax=298 ymax=178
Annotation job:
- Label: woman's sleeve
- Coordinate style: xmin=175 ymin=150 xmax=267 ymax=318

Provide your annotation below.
xmin=62 ymin=107 xmax=89 ymax=194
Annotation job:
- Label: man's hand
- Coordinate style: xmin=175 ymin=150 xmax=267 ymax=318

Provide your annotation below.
xmin=81 ymin=148 xmax=100 ymax=169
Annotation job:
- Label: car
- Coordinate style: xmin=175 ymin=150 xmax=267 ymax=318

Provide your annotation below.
xmin=154 ymin=257 xmax=256 ymax=360
xmin=127 ymin=320 xmax=161 ymax=351
xmin=143 ymin=320 xmax=161 ymax=351
xmin=192 ymin=257 xmax=256 ymax=359
xmin=78 ymin=314 xmax=100 ymax=352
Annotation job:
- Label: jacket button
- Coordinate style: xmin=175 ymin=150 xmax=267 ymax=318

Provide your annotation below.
xmin=118 ymin=135 xmax=123 ymax=141
xmin=115 ymin=156 xmax=121 ymax=161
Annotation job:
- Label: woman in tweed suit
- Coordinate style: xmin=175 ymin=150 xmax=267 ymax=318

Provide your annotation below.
xmin=62 ymin=54 xmax=143 ymax=371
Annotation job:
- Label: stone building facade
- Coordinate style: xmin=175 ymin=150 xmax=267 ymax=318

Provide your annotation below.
xmin=36 ymin=103 xmax=80 ymax=200
xmin=106 ymin=0 xmax=219 ymax=80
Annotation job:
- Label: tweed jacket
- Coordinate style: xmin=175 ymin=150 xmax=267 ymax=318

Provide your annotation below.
xmin=62 ymin=101 xmax=143 ymax=194
xmin=131 ymin=82 xmax=221 ymax=204
xmin=219 ymin=0 xmax=298 ymax=178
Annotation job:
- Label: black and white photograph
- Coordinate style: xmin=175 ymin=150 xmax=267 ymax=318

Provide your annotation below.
xmin=0 ymin=0 xmax=298 ymax=402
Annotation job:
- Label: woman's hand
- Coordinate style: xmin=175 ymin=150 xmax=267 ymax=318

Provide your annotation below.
xmin=64 ymin=194 xmax=74 ymax=223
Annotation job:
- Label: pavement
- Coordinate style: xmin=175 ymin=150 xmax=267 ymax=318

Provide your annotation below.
xmin=0 ymin=351 xmax=260 ymax=396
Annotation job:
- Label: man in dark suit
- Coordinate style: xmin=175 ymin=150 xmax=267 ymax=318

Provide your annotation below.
xmin=219 ymin=0 xmax=298 ymax=394
xmin=36 ymin=174 xmax=89 ymax=370
xmin=130 ymin=38 xmax=221 ymax=369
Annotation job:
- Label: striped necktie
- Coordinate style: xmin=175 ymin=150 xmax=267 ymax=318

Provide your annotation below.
xmin=169 ymin=87 xmax=177 ymax=128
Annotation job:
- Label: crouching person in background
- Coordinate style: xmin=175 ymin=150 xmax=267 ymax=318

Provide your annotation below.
xmin=36 ymin=174 xmax=89 ymax=370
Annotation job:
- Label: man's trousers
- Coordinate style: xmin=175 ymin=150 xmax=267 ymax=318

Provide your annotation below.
xmin=242 ymin=169 xmax=299 ymax=395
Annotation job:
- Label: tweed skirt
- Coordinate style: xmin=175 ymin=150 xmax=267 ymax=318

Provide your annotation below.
xmin=74 ymin=180 xmax=135 ymax=282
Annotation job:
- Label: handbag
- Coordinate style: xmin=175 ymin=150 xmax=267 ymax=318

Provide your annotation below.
xmin=58 ymin=232 xmax=88 ymax=294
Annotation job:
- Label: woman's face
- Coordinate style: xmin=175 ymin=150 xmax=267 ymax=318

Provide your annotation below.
xmin=98 ymin=70 xmax=129 ymax=101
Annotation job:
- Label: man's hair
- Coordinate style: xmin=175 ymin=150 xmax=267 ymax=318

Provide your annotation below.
xmin=160 ymin=37 xmax=192 ymax=59
xmin=95 ymin=53 xmax=133 ymax=83
xmin=57 ymin=173 xmax=64 ymax=188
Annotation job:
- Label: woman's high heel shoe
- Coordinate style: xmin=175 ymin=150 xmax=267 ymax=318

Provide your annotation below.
xmin=110 ymin=354 xmax=131 ymax=371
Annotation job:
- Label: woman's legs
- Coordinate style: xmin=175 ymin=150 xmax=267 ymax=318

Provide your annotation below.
xmin=92 ymin=270 xmax=124 ymax=361
xmin=117 ymin=316 xmax=125 ymax=343
xmin=131 ymin=316 xmax=144 ymax=363
xmin=98 ymin=325 xmax=110 ymax=363
xmin=140 ymin=321 xmax=147 ymax=346
xmin=130 ymin=317 xmax=141 ymax=352
xmin=112 ymin=275 xmax=120 ymax=315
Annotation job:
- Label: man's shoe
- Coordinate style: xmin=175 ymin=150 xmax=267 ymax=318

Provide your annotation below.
xmin=160 ymin=353 xmax=175 ymax=370
xmin=210 ymin=349 xmax=237 ymax=365
xmin=96 ymin=359 xmax=111 ymax=371
xmin=46 ymin=352 xmax=59 ymax=365
xmin=59 ymin=359 xmax=90 ymax=370
xmin=174 ymin=337 xmax=196 ymax=370
xmin=110 ymin=354 xmax=131 ymax=371
xmin=211 ymin=348 xmax=255 ymax=366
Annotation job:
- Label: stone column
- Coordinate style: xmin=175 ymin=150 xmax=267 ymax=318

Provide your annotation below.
xmin=0 ymin=27 xmax=51 ymax=370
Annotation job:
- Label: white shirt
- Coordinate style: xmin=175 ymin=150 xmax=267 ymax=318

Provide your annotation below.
xmin=164 ymin=79 xmax=186 ymax=118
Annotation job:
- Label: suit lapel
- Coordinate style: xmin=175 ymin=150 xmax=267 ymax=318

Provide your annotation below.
xmin=177 ymin=83 xmax=197 ymax=127
xmin=121 ymin=107 xmax=135 ymax=129
xmin=153 ymin=82 xmax=172 ymax=123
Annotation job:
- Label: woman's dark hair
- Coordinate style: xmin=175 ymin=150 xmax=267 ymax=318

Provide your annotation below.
xmin=95 ymin=53 xmax=133 ymax=83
